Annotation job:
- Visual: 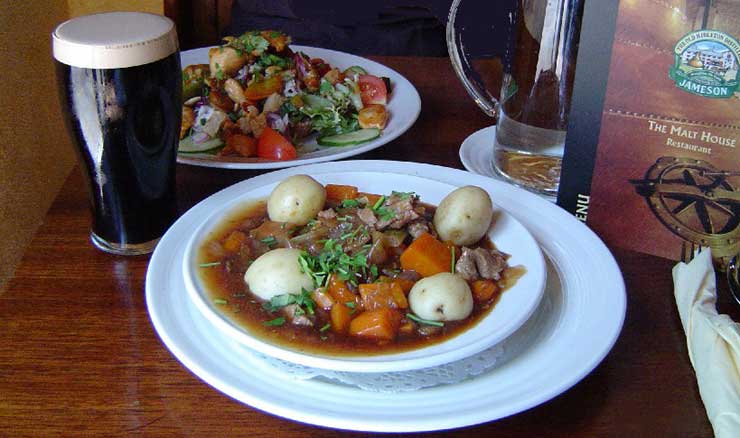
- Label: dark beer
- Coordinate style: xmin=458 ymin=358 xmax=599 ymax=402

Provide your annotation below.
xmin=53 ymin=12 xmax=181 ymax=255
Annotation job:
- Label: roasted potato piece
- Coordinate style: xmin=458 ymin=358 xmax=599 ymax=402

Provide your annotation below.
xmin=208 ymin=46 xmax=248 ymax=77
xmin=221 ymin=134 xmax=257 ymax=157
xmin=358 ymin=104 xmax=388 ymax=129
xmin=208 ymin=89 xmax=235 ymax=112
xmin=182 ymin=64 xmax=209 ymax=101
xmin=260 ymin=30 xmax=290 ymax=52
xmin=223 ymin=78 xmax=247 ymax=104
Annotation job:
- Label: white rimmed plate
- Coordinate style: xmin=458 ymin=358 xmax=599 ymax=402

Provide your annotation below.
xmin=181 ymin=171 xmax=546 ymax=372
xmin=145 ymin=160 xmax=626 ymax=432
xmin=177 ymin=46 xmax=421 ymax=169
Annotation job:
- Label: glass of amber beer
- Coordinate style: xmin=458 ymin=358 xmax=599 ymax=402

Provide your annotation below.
xmin=448 ymin=0 xmax=584 ymax=199
xmin=53 ymin=12 xmax=182 ymax=255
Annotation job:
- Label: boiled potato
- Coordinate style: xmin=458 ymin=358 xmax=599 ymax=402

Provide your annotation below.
xmin=244 ymin=248 xmax=314 ymax=301
xmin=408 ymin=272 xmax=473 ymax=321
xmin=267 ymin=175 xmax=326 ymax=225
xmin=433 ymin=186 xmax=493 ymax=246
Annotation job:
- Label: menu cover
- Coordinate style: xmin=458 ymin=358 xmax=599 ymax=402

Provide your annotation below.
xmin=558 ymin=0 xmax=740 ymax=264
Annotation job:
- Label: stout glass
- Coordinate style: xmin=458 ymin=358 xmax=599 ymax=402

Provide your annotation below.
xmin=53 ymin=12 xmax=182 ymax=255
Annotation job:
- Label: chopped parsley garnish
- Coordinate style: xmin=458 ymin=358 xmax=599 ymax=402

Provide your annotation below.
xmin=262 ymin=288 xmax=316 ymax=315
xmin=372 ymin=195 xmax=386 ymax=210
xmin=260 ymin=236 xmax=277 ymax=247
xmin=258 ymin=53 xmax=289 ymax=68
xmin=320 ymin=323 xmax=331 ymax=332
xmin=340 ymin=225 xmax=367 ymax=241
xmin=391 ymin=191 xmax=416 ymax=200
xmin=407 ymin=313 xmax=444 ymax=327
xmin=263 ymin=317 xmax=286 ymax=327
xmin=370 ymin=195 xmax=395 ymax=221
xmin=340 ymin=199 xmax=360 ymax=209
xmin=228 ymin=32 xmax=269 ymax=55
xmin=298 ymin=239 xmax=370 ymax=286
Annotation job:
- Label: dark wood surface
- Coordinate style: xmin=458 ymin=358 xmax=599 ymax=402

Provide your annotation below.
xmin=1 ymin=56 xmax=728 ymax=437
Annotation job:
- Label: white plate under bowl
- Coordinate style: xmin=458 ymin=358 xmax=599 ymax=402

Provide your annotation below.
xmin=181 ymin=170 xmax=546 ymax=373
xmin=459 ymin=125 xmax=497 ymax=178
xmin=177 ymin=45 xmax=421 ymax=169
xmin=146 ymin=160 xmax=626 ymax=432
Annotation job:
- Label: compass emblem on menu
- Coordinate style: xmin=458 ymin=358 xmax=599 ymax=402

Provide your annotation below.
xmin=632 ymin=157 xmax=740 ymax=266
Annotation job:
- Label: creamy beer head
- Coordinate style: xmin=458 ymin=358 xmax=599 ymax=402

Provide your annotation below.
xmin=52 ymin=12 xmax=178 ymax=69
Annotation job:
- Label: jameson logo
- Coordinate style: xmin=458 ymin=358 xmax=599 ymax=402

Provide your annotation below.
xmin=669 ymin=30 xmax=739 ymax=98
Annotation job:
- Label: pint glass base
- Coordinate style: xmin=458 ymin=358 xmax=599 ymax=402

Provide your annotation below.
xmin=492 ymin=148 xmax=561 ymax=201
xmin=90 ymin=232 xmax=160 ymax=256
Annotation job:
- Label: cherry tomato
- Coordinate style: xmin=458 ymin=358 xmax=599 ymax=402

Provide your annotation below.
xmin=257 ymin=127 xmax=297 ymax=161
xmin=358 ymin=74 xmax=388 ymax=105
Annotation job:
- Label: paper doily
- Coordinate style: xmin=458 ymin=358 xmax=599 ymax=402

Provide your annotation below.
xmin=230 ymin=285 xmax=557 ymax=393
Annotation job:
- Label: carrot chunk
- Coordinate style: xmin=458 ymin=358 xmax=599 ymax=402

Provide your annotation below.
xmin=330 ymin=302 xmax=353 ymax=334
xmin=471 ymin=279 xmax=499 ymax=302
xmin=359 ymin=282 xmax=408 ymax=310
xmin=358 ymin=192 xmax=383 ymax=206
xmin=349 ymin=308 xmax=402 ymax=341
xmin=325 ymin=184 xmax=359 ymax=202
xmin=399 ymin=232 xmax=452 ymax=277
xmin=327 ymin=274 xmax=359 ymax=308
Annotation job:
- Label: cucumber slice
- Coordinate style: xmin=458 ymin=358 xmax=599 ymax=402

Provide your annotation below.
xmin=178 ymin=135 xmax=224 ymax=153
xmin=317 ymin=128 xmax=381 ymax=147
xmin=343 ymin=66 xmax=367 ymax=76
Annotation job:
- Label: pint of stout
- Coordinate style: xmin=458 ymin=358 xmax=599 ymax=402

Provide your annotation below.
xmin=53 ymin=12 xmax=182 ymax=255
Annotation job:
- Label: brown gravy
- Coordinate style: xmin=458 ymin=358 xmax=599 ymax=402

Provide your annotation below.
xmin=196 ymin=198 xmax=525 ymax=357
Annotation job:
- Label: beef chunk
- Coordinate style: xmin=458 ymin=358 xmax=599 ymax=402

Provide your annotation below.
xmin=455 ymin=247 xmax=479 ymax=281
xmin=472 ymin=248 xmax=508 ymax=280
xmin=376 ymin=196 xmax=420 ymax=230
xmin=407 ymin=220 xmax=430 ymax=240
xmin=357 ymin=207 xmax=378 ymax=228
xmin=317 ymin=208 xmax=337 ymax=220
xmin=282 ymin=304 xmax=313 ymax=326
xmin=455 ymin=247 xmax=509 ymax=281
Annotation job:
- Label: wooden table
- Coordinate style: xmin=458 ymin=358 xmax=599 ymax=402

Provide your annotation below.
xmin=1 ymin=56 xmax=731 ymax=436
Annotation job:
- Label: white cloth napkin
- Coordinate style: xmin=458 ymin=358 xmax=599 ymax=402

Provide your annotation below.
xmin=673 ymin=248 xmax=740 ymax=437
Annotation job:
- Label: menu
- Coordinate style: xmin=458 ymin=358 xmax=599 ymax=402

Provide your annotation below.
xmin=558 ymin=0 xmax=740 ymax=264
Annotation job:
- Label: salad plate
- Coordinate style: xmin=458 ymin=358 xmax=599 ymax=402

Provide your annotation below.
xmin=180 ymin=171 xmax=546 ymax=372
xmin=177 ymin=45 xmax=421 ymax=169
xmin=146 ymin=160 xmax=626 ymax=432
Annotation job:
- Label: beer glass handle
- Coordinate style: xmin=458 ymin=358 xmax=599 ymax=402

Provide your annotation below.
xmin=446 ymin=0 xmax=500 ymax=119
